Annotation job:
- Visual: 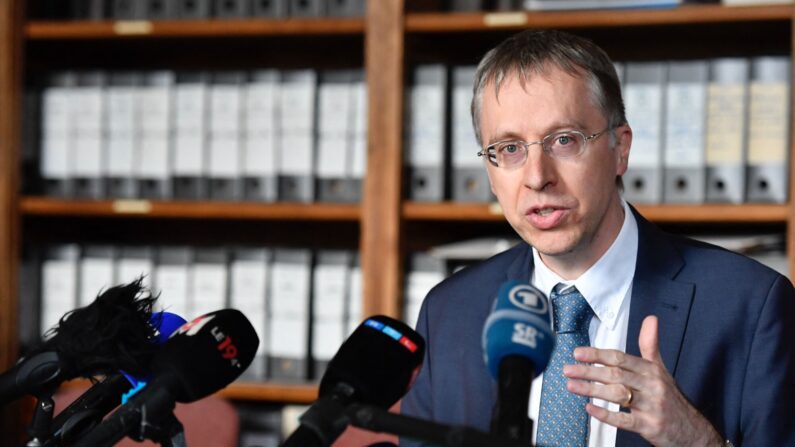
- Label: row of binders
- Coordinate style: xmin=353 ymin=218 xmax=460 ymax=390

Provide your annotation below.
xmin=31 ymin=0 xmax=365 ymax=20
xmin=405 ymin=57 xmax=792 ymax=204
xmin=20 ymin=245 xmax=367 ymax=382
xmin=33 ymin=69 xmax=367 ymax=203
xmin=619 ymin=57 xmax=791 ymax=204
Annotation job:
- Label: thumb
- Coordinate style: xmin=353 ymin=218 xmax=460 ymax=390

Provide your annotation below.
xmin=639 ymin=315 xmax=663 ymax=364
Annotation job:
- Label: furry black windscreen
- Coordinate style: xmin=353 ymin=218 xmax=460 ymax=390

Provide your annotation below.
xmin=32 ymin=277 xmax=161 ymax=380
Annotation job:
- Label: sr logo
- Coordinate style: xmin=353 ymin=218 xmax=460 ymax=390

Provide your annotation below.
xmin=512 ymin=322 xmax=543 ymax=348
xmin=508 ymin=284 xmax=548 ymax=315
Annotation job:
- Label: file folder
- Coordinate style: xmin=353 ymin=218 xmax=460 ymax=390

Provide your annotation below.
xmin=663 ymin=61 xmax=708 ymax=204
xmin=41 ymin=244 xmax=80 ymax=336
xmin=190 ymin=248 xmax=229 ymax=315
xmin=311 ymin=251 xmax=350 ymax=378
xmin=316 ymin=70 xmax=355 ymax=202
xmin=176 ymin=0 xmax=211 ymax=18
xmin=40 ymin=72 xmax=77 ymax=198
xmin=451 ymin=65 xmax=491 ymax=203
xmin=269 ymin=249 xmax=312 ymax=381
xmin=746 ymin=56 xmax=790 ymax=203
xmin=706 ymin=58 xmax=749 ymax=203
xmin=406 ymin=65 xmax=447 ymax=202
xmin=230 ymin=247 xmax=270 ymax=379
xmin=243 ymin=70 xmax=280 ymax=202
xmin=623 ymin=62 xmax=666 ymax=204
xmin=106 ymin=72 xmax=140 ymax=199
xmin=72 ymin=72 xmax=107 ymax=199
xmin=208 ymin=72 xmax=245 ymax=201
xmin=173 ymin=72 xmax=210 ymax=200
xmin=278 ymin=70 xmax=317 ymax=203
xmin=137 ymin=71 xmax=175 ymax=199
xmin=78 ymin=245 xmax=116 ymax=307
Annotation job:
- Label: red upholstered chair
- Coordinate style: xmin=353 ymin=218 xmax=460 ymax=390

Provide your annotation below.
xmin=53 ymin=388 xmax=239 ymax=447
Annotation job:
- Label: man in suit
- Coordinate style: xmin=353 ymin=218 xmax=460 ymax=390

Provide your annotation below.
xmin=400 ymin=29 xmax=795 ymax=446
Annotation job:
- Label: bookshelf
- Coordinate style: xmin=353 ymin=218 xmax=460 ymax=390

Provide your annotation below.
xmin=1 ymin=0 xmax=794 ymax=441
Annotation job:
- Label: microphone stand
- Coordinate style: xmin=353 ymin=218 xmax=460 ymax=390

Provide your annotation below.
xmin=25 ymin=394 xmax=55 ymax=447
xmin=346 ymin=404 xmax=532 ymax=447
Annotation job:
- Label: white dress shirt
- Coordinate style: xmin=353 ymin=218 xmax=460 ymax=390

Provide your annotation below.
xmin=528 ymin=199 xmax=638 ymax=447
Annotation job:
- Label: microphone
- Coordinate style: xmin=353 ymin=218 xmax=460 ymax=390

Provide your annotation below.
xmin=281 ymin=315 xmax=425 ymax=447
xmin=482 ymin=280 xmax=554 ymax=442
xmin=72 ymin=308 xmax=259 ymax=447
xmin=46 ymin=311 xmax=187 ymax=446
xmin=0 ymin=279 xmax=162 ymax=406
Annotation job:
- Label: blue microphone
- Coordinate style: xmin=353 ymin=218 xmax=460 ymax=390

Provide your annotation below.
xmin=481 ymin=280 xmax=554 ymax=442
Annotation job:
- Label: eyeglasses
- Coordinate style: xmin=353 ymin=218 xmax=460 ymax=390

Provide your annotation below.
xmin=477 ymin=127 xmax=612 ymax=170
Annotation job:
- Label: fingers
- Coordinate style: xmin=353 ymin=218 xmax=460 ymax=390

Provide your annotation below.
xmin=567 ymin=379 xmax=639 ymax=409
xmin=639 ymin=315 xmax=663 ymax=364
xmin=573 ymin=346 xmax=653 ymax=375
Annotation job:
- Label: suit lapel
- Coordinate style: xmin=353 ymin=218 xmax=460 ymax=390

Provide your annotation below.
xmin=617 ymin=208 xmax=695 ymax=447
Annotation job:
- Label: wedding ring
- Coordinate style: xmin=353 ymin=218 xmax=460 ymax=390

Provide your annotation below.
xmin=622 ymin=387 xmax=635 ymax=407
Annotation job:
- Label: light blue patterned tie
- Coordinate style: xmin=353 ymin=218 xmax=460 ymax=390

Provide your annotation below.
xmin=536 ymin=284 xmax=594 ymax=447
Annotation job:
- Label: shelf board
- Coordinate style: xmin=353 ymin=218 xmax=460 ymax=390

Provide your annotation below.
xmin=25 ymin=17 xmax=365 ymax=40
xmin=218 ymin=381 xmax=318 ymax=403
xmin=403 ymin=202 xmax=792 ymax=224
xmin=20 ymin=197 xmax=361 ymax=221
xmin=405 ymin=4 xmax=794 ymax=32
xmin=59 ymin=378 xmax=318 ymax=403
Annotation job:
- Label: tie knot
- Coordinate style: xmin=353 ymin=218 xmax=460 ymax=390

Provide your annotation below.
xmin=551 ymin=285 xmax=593 ymax=334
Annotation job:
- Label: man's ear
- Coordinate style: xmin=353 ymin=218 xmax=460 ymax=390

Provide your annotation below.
xmin=614 ymin=124 xmax=633 ymax=177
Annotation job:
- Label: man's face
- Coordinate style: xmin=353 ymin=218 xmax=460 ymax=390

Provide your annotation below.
xmin=479 ymin=67 xmax=632 ymax=275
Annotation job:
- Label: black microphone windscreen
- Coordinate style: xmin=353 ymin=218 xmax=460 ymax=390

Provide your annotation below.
xmin=319 ymin=315 xmax=425 ymax=409
xmin=150 ymin=308 xmax=259 ymax=402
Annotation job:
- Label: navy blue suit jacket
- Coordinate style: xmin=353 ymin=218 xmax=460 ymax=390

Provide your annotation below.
xmin=400 ymin=210 xmax=795 ymax=446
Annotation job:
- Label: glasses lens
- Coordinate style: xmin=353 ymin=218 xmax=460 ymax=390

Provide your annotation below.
xmin=545 ymin=131 xmax=585 ymax=158
xmin=495 ymin=142 xmax=526 ymax=169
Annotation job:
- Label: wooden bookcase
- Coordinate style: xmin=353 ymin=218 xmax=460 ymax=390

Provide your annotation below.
xmin=1 ymin=0 xmax=794 ymax=440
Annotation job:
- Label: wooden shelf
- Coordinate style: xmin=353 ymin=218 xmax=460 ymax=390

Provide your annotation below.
xmin=218 ymin=381 xmax=318 ymax=403
xmin=25 ymin=17 xmax=366 ymax=40
xmin=404 ymin=202 xmax=791 ymax=224
xmin=405 ymin=4 xmax=794 ymax=32
xmin=20 ymin=197 xmax=361 ymax=222
xmin=60 ymin=379 xmax=319 ymax=404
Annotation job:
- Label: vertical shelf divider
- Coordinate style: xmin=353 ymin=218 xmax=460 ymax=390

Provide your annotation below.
xmin=0 ymin=0 xmax=24 ymax=438
xmin=361 ymin=0 xmax=406 ymax=318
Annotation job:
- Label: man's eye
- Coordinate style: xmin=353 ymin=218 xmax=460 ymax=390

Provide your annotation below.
xmin=502 ymin=144 xmax=519 ymax=154
xmin=556 ymin=135 xmax=572 ymax=145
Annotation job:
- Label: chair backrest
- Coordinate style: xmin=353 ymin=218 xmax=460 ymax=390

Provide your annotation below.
xmin=53 ymin=387 xmax=239 ymax=447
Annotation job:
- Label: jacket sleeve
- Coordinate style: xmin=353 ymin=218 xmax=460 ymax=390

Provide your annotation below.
xmin=739 ymin=274 xmax=795 ymax=445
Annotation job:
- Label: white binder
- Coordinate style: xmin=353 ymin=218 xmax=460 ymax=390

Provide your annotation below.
xmin=278 ymin=70 xmax=317 ymax=202
xmin=173 ymin=72 xmax=209 ymax=200
xmin=229 ymin=247 xmax=270 ymax=379
xmin=106 ymin=72 xmax=140 ymax=199
xmin=623 ymin=62 xmax=666 ymax=204
xmin=706 ymin=58 xmax=750 ymax=203
xmin=72 ymin=72 xmax=107 ymax=199
xmin=316 ymin=70 xmax=355 ymax=202
xmin=154 ymin=246 xmax=192 ymax=319
xmin=243 ymin=70 xmax=279 ymax=202
xmin=746 ymin=56 xmax=790 ymax=203
xmin=137 ymin=71 xmax=175 ymax=199
xmin=451 ymin=65 xmax=491 ymax=203
xmin=190 ymin=248 xmax=228 ymax=315
xmin=41 ymin=244 xmax=80 ymax=336
xmin=406 ymin=65 xmax=447 ymax=202
xmin=404 ymin=253 xmax=446 ymax=329
xmin=208 ymin=72 xmax=245 ymax=201
xmin=311 ymin=250 xmax=351 ymax=377
xmin=40 ymin=72 xmax=77 ymax=198
xmin=663 ymin=61 xmax=708 ymax=204
xmin=78 ymin=245 xmax=116 ymax=307
xmin=268 ymin=249 xmax=312 ymax=380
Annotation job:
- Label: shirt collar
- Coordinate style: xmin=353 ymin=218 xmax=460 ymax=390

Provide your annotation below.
xmin=532 ymin=199 xmax=638 ymax=330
